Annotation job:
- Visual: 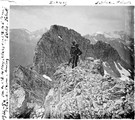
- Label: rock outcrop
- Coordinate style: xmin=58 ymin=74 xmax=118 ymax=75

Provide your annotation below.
xmin=44 ymin=58 xmax=134 ymax=119
xmin=9 ymin=65 xmax=53 ymax=118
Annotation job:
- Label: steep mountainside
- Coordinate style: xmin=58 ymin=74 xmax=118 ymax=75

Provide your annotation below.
xmin=87 ymin=41 xmax=133 ymax=79
xmin=108 ymin=39 xmax=134 ymax=66
xmin=33 ymin=25 xmax=133 ymax=79
xmin=84 ymin=32 xmax=134 ymax=67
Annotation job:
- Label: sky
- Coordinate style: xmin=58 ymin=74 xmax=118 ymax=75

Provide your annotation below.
xmin=10 ymin=6 xmax=133 ymax=36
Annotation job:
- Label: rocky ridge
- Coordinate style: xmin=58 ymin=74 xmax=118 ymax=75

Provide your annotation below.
xmin=10 ymin=57 xmax=134 ymax=119
xmin=43 ymin=58 xmax=134 ymax=119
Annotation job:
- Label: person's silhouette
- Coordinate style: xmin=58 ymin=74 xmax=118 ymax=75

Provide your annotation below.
xmin=68 ymin=42 xmax=82 ymax=68
xmin=67 ymin=41 xmax=76 ymax=67
xmin=72 ymin=44 xmax=82 ymax=68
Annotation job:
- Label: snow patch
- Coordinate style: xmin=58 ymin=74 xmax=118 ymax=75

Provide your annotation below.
xmin=103 ymin=62 xmax=108 ymax=67
xmin=93 ymin=31 xmax=121 ymax=39
xmin=104 ymin=32 xmax=121 ymax=39
xmin=104 ymin=69 xmax=109 ymax=76
xmin=127 ymin=46 xmax=133 ymax=51
xmin=47 ymin=89 xmax=54 ymax=96
xmin=43 ymin=74 xmax=52 ymax=81
xmin=94 ymin=31 xmax=104 ymax=36
xmin=24 ymin=29 xmax=31 ymax=34
xmin=114 ymin=62 xmax=130 ymax=81
xmin=58 ymin=36 xmax=62 ymax=40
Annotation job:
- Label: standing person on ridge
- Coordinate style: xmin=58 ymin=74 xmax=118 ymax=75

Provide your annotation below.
xmin=73 ymin=43 xmax=82 ymax=68
xmin=67 ymin=41 xmax=76 ymax=67
xmin=68 ymin=42 xmax=82 ymax=68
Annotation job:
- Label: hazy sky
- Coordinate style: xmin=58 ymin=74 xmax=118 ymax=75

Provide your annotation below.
xmin=10 ymin=6 xmax=133 ymax=35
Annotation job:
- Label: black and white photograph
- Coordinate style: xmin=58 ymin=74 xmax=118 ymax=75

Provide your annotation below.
xmin=2 ymin=3 xmax=135 ymax=119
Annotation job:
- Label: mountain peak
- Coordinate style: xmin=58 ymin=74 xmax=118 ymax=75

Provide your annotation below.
xmin=49 ymin=24 xmax=82 ymax=37
xmin=50 ymin=24 xmax=68 ymax=31
xmin=92 ymin=31 xmax=122 ymax=39
xmin=10 ymin=28 xmax=31 ymax=34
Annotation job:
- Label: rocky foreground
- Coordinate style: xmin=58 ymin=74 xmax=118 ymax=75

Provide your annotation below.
xmin=9 ymin=58 xmax=134 ymax=119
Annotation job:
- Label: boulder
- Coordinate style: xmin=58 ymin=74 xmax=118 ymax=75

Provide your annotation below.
xmin=9 ymin=83 xmax=28 ymax=118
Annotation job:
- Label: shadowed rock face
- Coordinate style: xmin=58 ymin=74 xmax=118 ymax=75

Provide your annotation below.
xmin=44 ymin=59 xmax=134 ymax=119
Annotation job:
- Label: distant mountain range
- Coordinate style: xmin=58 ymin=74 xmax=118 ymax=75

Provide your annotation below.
xmin=10 ymin=28 xmax=48 ymax=79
